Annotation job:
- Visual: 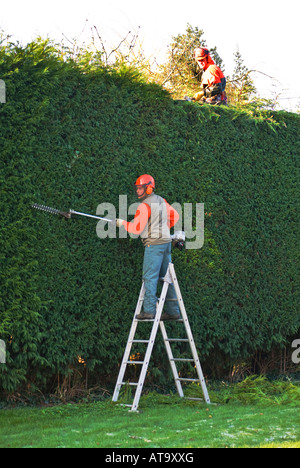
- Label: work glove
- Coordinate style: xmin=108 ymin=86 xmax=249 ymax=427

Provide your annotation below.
xmin=116 ymin=218 xmax=125 ymax=228
xmin=192 ymin=89 xmax=205 ymax=101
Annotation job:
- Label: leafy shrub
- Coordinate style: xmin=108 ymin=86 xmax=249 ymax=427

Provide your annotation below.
xmin=209 ymin=376 xmax=300 ymax=406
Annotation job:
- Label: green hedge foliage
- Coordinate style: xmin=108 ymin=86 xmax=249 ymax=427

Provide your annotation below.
xmin=0 ymin=40 xmax=299 ymax=393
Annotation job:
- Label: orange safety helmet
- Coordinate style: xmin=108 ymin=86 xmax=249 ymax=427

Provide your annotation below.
xmin=134 ymin=174 xmax=155 ymax=198
xmin=194 ymin=47 xmax=209 ymax=60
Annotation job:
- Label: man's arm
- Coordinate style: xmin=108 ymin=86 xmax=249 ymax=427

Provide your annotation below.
xmin=117 ymin=199 xmax=179 ymax=234
xmin=121 ymin=203 xmax=151 ymax=235
xmin=165 ymin=200 xmax=179 ymax=228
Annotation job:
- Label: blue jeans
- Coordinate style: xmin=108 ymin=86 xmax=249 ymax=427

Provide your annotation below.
xmin=142 ymin=242 xmax=180 ymax=316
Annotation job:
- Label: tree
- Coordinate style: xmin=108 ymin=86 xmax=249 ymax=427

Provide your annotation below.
xmin=227 ymin=47 xmax=257 ymax=105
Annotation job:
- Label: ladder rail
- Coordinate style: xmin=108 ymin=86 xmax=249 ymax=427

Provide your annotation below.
xmin=130 ymin=280 xmax=169 ymax=412
xmin=159 ymin=321 xmax=184 ymax=398
xmin=112 ymin=282 xmax=145 ymax=402
xmin=168 ymin=263 xmax=211 ymax=404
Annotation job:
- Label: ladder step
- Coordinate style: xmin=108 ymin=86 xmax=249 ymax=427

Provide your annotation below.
xmin=177 ymin=378 xmax=200 ymax=382
xmin=121 ymin=382 xmax=138 ymax=386
xmin=166 ymin=339 xmax=189 ymax=342
xmin=171 ymin=358 xmax=194 ymax=362
xmin=135 ymin=319 xmax=155 ymax=322
xmin=130 ymin=340 xmax=150 ymax=343
xmin=125 ymin=360 xmax=144 ymax=365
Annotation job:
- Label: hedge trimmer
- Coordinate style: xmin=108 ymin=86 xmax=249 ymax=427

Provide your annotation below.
xmin=31 ymin=203 xmax=113 ymax=223
xmin=32 ymin=203 xmax=185 ymax=249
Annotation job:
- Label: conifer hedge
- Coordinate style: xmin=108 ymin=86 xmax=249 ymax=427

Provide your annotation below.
xmin=0 ymin=40 xmax=299 ymax=394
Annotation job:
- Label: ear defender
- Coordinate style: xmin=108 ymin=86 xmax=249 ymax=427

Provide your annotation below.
xmin=146 ymin=185 xmax=153 ymax=195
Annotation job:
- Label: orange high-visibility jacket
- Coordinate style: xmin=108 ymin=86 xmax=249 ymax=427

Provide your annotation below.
xmin=201 ymin=54 xmax=226 ymax=99
xmin=122 ymin=195 xmax=179 ymax=246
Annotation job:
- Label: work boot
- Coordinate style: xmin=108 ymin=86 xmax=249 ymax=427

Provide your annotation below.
xmin=160 ymin=313 xmax=181 ymax=321
xmin=136 ymin=312 xmax=155 ymax=320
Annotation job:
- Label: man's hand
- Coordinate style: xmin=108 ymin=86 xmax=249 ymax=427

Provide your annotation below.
xmin=192 ymin=89 xmax=205 ymax=101
xmin=116 ymin=218 xmax=125 ymax=228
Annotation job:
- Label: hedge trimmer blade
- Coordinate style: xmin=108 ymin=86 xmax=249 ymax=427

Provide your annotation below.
xmin=32 ymin=203 xmax=71 ymax=218
xmin=32 ymin=203 xmax=113 ymax=222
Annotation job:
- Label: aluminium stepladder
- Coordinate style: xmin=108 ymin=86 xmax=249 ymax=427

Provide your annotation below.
xmin=112 ymin=262 xmax=210 ymax=412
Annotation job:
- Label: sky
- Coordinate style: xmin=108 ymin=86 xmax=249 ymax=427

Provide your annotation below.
xmin=1 ymin=0 xmax=299 ymax=111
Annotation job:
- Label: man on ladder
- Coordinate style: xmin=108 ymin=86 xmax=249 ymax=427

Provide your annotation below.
xmin=116 ymin=174 xmax=181 ymax=321
xmin=114 ymin=175 xmax=210 ymax=411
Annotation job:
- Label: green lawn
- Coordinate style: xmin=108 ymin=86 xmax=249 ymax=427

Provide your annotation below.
xmin=0 ymin=393 xmax=299 ymax=448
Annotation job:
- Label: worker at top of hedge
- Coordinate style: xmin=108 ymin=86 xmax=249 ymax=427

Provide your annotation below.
xmin=116 ymin=174 xmax=181 ymax=321
xmin=193 ymin=47 xmax=227 ymax=105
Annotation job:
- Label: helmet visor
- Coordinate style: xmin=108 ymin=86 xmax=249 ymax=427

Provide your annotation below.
xmin=134 ymin=184 xmax=146 ymax=198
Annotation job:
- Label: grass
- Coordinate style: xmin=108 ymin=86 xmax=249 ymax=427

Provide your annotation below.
xmin=0 ymin=377 xmax=299 ymax=448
